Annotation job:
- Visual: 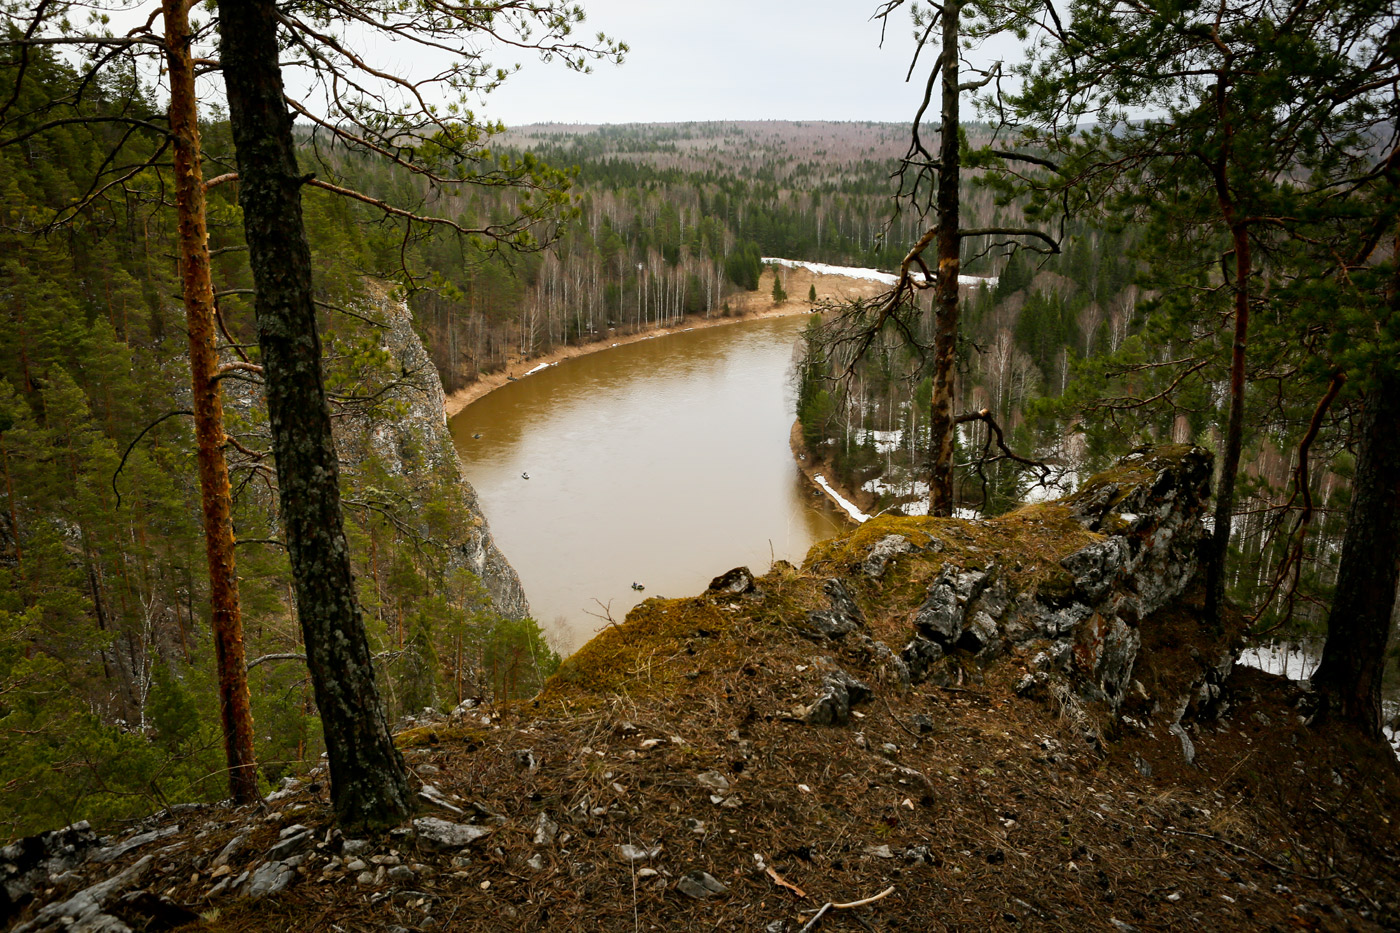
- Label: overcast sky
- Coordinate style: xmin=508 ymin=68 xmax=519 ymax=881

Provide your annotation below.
xmin=473 ymin=0 xmax=1008 ymax=126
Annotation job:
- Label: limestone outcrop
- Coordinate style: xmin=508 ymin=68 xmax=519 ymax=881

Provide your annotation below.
xmin=360 ymin=298 xmax=529 ymax=620
xmin=772 ymin=445 xmax=1235 ymax=749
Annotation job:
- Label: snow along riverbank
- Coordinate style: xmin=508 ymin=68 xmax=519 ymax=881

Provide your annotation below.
xmin=763 ymin=257 xmax=998 ymax=289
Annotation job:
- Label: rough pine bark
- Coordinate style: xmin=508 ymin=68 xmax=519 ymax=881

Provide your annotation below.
xmin=1313 ymin=249 xmax=1400 ymax=737
xmin=1204 ymin=218 xmax=1251 ymax=627
xmin=218 ymin=0 xmax=412 ymax=828
xmin=162 ymin=0 xmax=259 ymax=804
xmin=928 ymin=0 xmax=962 ymax=518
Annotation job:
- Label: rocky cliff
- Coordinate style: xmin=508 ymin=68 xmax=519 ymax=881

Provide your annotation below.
xmin=343 ymin=296 xmax=529 ymax=621
xmin=6 ymin=446 xmax=1398 ymax=933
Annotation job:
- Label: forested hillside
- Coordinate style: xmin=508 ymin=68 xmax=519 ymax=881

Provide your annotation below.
xmin=358 ymin=121 xmax=1021 ymax=392
xmin=789 ymin=0 xmax=1398 ymax=689
xmin=0 ymin=53 xmax=554 ymax=837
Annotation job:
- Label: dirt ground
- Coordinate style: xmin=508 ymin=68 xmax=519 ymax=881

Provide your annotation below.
xmin=37 ymin=519 xmax=1397 ymax=933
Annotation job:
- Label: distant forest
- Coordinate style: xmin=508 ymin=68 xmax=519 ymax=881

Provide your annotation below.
xmin=359 ymin=120 xmax=1026 ymax=392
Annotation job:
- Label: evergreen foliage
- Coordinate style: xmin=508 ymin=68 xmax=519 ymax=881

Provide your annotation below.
xmin=0 ymin=50 xmax=554 ymax=837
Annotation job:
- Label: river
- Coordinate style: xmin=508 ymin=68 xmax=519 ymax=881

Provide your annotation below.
xmin=448 ymin=313 xmax=847 ymax=654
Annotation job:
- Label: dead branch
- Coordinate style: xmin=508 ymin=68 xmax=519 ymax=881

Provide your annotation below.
xmin=112 ymin=410 xmax=193 ymax=509
xmin=1249 ymin=371 xmax=1347 ymax=634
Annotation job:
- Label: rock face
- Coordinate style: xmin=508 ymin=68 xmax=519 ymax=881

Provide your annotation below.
xmin=1 ymin=823 xmax=100 ymax=922
xmin=868 ymin=445 xmax=1231 ymax=737
xmin=353 ymin=297 xmax=529 ymax=621
xmin=215 ymin=293 xmax=529 ymax=622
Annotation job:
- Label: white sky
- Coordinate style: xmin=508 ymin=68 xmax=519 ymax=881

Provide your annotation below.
xmin=474 ymin=0 xmax=1009 ymax=126
xmin=94 ymin=0 xmax=1024 ymax=127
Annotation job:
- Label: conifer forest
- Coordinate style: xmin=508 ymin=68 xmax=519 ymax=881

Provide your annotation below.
xmin=1 ymin=0 xmax=1398 ymax=855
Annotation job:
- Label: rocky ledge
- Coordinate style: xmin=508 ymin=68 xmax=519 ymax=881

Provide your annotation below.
xmin=5 ymin=446 xmax=1397 ymax=932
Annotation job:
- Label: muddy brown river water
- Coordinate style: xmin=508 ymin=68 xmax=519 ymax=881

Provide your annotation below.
xmin=449 ymin=313 xmax=848 ymax=654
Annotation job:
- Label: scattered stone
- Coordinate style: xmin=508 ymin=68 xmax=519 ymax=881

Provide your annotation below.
xmin=822 ymin=578 xmax=865 ymax=626
xmin=0 ymin=821 xmax=101 ymax=919
xmin=695 ymin=771 xmax=731 ymax=795
xmin=419 ymin=784 xmax=465 ymax=815
xmin=865 ymin=845 xmax=895 ymax=859
xmin=267 ymin=830 xmax=313 ymax=862
xmin=803 ymin=668 xmax=872 ymax=726
xmin=245 ymin=860 xmax=297 ymax=899
xmin=386 ymin=865 xmax=416 ymax=883
xmin=412 ymin=818 xmax=492 ymax=852
xmin=911 ymin=714 xmax=934 ymax=734
xmin=92 ymin=826 xmax=180 ymax=864
xmin=514 ymin=749 xmax=539 ymax=772
xmin=637 ymin=868 xmax=658 ymax=879
xmin=533 ymin=813 xmax=559 ymax=846
xmin=357 ymin=871 xmax=375 ymax=886
xmin=526 ymin=854 xmax=546 ymax=871
xmin=616 ymin=844 xmax=661 ymax=863
xmin=805 ymin=609 xmax=857 ymax=639
xmin=1169 ymin=723 xmax=1196 ymax=766
xmin=264 ymin=777 xmax=302 ymax=803
xmin=708 ymin=566 xmax=755 ymax=595
xmin=345 ymin=859 xmax=368 ymax=873
xmin=863 ymin=534 xmax=913 ymax=579
xmin=341 ymin=839 xmax=371 ymax=857
xmin=677 ymin=870 xmax=728 ymax=899
xmin=14 ymin=855 xmax=153 ymax=932
xmin=913 ymin=580 xmax=962 ymax=645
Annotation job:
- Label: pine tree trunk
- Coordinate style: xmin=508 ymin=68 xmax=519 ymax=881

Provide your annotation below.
xmin=928 ymin=0 xmax=961 ymax=518
xmin=1313 ymin=245 xmax=1400 ymax=737
xmin=1204 ymin=221 xmax=1251 ymax=626
xmin=161 ymin=0 xmax=259 ymax=805
xmin=218 ymin=0 xmax=412 ymax=828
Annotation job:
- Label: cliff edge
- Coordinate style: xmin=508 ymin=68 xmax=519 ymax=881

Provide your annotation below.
xmin=6 ymin=447 xmax=1397 ymax=932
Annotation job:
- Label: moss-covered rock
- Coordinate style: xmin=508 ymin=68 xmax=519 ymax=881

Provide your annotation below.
xmin=538 ymin=444 xmax=1235 ymax=747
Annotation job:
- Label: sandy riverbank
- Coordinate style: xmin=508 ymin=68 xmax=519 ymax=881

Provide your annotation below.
xmin=443 ymin=265 xmax=888 ymax=417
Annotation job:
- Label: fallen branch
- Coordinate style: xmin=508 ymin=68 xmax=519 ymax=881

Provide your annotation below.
xmin=766 ymin=866 xmax=807 ymax=898
xmin=798 ymin=885 xmax=896 ymax=932
xmin=247 ymin=648 xmax=405 ymax=671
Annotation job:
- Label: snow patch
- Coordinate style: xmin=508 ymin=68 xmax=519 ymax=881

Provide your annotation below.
xmin=762 ymin=256 xmax=997 ymax=289
xmin=1236 ymin=641 xmax=1320 ymax=682
xmin=856 ymin=429 xmax=904 ymax=454
xmin=813 ymin=473 xmax=871 ymax=523
xmin=523 ymin=362 xmax=553 ymax=376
